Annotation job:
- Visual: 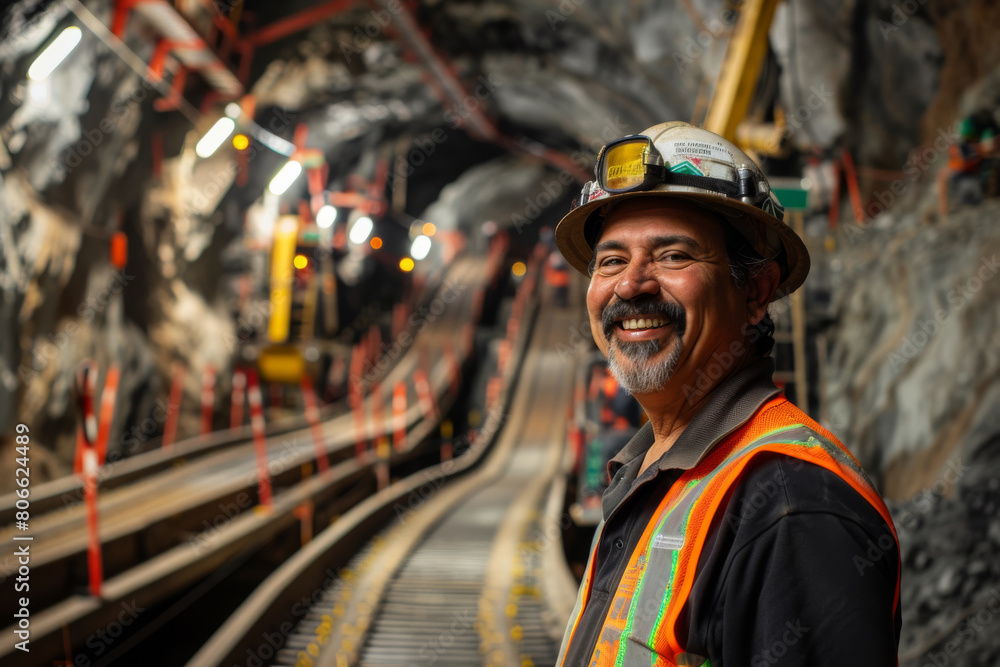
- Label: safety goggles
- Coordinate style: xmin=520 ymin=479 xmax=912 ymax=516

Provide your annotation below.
xmin=570 ymin=134 xmax=759 ymax=211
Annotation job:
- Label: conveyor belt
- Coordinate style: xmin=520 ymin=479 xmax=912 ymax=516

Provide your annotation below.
xmin=266 ymin=305 xmax=580 ymax=667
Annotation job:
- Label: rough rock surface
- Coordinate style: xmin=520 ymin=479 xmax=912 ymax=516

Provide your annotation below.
xmin=824 ymin=197 xmax=1000 ymax=500
xmin=893 ymin=429 xmax=1000 ymax=667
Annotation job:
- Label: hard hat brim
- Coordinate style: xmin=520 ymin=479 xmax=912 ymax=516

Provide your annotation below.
xmin=555 ymin=190 xmax=810 ymax=300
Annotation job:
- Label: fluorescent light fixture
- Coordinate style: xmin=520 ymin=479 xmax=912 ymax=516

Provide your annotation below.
xmin=268 ymin=160 xmax=302 ymax=195
xmin=225 ymin=102 xmax=242 ymax=118
xmin=195 ymin=117 xmax=236 ymax=158
xmin=349 ymin=216 xmax=373 ymax=245
xmin=28 ymin=26 xmax=82 ymax=81
xmin=316 ymin=205 xmax=337 ymax=229
xmin=410 ymin=234 xmax=431 ymax=260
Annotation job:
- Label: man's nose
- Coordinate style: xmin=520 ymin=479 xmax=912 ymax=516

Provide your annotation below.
xmin=613 ymin=257 xmax=659 ymax=300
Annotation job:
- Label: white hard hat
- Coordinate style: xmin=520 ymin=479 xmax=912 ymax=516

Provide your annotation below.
xmin=555 ymin=121 xmax=810 ymax=298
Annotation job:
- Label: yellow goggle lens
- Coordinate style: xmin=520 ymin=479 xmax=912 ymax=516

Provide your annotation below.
xmin=602 ymin=140 xmax=649 ymax=191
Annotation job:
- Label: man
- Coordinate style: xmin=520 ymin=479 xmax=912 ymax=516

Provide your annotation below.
xmin=553 ymin=122 xmax=900 ymax=666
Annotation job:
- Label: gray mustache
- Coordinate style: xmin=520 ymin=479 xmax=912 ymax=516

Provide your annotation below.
xmin=602 ymin=297 xmax=686 ymax=340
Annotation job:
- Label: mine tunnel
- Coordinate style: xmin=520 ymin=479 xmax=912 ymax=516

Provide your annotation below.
xmin=1 ymin=0 xmax=999 ymax=665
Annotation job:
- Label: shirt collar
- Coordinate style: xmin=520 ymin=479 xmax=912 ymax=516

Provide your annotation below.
xmin=607 ymin=357 xmax=782 ymax=479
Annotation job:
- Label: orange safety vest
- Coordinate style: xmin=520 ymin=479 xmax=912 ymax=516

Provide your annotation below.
xmin=557 ymin=396 xmax=900 ymax=667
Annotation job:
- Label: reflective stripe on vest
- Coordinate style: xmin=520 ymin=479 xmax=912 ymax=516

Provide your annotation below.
xmin=558 ymin=400 xmax=899 ymax=667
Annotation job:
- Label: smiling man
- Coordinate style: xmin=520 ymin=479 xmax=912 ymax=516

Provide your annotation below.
xmin=553 ymin=122 xmax=901 ymax=666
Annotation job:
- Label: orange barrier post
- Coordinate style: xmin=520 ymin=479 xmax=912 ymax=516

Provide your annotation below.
xmin=841 ymin=149 xmax=865 ymax=223
xmin=246 ymin=369 xmax=274 ymax=508
xmin=200 ymin=365 xmax=217 ymax=436
xmin=300 ymin=375 xmax=330 ymax=472
xmin=293 ymin=501 xmax=314 ymax=546
xmin=413 ymin=368 xmax=437 ymax=420
xmin=392 ymin=381 xmax=407 ymax=452
xmin=162 ymin=362 xmax=185 ymax=450
xmin=95 ymin=365 xmax=119 ymax=466
xmin=231 ymin=369 xmax=246 ymax=429
xmin=74 ymin=362 xmax=103 ymax=597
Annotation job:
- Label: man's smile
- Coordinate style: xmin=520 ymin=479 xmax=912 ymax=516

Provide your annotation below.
xmin=616 ymin=316 xmax=671 ymax=331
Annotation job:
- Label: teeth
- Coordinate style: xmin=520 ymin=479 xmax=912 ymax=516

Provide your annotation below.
xmin=621 ymin=318 xmax=668 ymax=331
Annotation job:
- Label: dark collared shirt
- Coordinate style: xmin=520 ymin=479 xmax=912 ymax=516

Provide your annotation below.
xmin=563 ymin=359 xmax=901 ymax=666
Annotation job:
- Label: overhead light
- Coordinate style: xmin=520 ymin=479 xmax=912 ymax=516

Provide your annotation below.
xmin=293 ymin=254 xmax=309 ymax=270
xmin=232 ymin=133 xmax=250 ymax=150
xmin=410 ymin=235 xmax=431 ymax=260
xmin=316 ymin=205 xmax=337 ymax=229
xmin=399 ymin=257 xmax=415 ymax=272
xmin=225 ymin=102 xmax=242 ymax=118
xmin=511 ymin=261 xmax=527 ymax=277
xmin=28 ymin=26 xmax=82 ymax=81
xmin=349 ymin=216 xmax=373 ymax=245
xmin=195 ymin=117 xmax=236 ymax=158
xmin=421 ymin=222 xmax=437 ymax=236
xmin=369 ymin=236 xmax=383 ymax=249
xmin=268 ymin=160 xmax=302 ymax=195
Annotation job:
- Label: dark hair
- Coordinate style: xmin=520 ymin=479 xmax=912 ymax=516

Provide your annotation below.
xmin=719 ymin=222 xmax=776 ymax=358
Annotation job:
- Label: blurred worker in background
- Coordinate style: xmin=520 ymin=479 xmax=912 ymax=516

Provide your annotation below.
xmin=545 ymin=250 xmax=571 ymax=306
xmin=554 ymin=122 xmax=900 ymax=666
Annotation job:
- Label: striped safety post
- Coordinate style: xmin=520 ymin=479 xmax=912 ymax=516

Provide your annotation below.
xmin=392 ymin=380 xmax=407 ymax=452
xmin=162 ymin=362 xmax=185 ymax=449
xmin=246 ymin=369 xmax=274 ymax=508
xmin=413 ymin=368 xmax=437 ymax=421
xmin=300 ymin=375 xmax=330 ymax=473
xmin=200 ymin=365 xmax=217 ymax=436
xmin=74 ymin=361 xmax=103 ymax=597
xmin=230 ymin=369 xmax=246 ymax=429
xmin=95 ymin=364 xmax=119 ymax=466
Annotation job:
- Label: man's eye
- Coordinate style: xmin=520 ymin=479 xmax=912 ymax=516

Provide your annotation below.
xmin=659 ymin=252 xmax=689 ymax=262
xmin=596 ymin=257 xmax=627 ymax=275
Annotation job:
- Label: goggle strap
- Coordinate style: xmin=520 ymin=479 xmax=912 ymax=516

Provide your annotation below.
xmin=666 ymin=172 xmax=739 ymax=198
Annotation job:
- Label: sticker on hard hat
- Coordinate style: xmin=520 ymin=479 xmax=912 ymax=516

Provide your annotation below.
xmin=668 ymin=140 xmax=732 ymax=162
xmin=587 ymin=185 xmax=608 ymax=202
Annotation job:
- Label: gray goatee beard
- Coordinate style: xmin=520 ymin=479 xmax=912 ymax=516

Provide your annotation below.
xmin=607 ymin=335 xmax=683 ymax=394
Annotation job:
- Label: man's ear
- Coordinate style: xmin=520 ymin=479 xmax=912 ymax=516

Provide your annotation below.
xmin=747 ymin=260 xmax=781 ymax=325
